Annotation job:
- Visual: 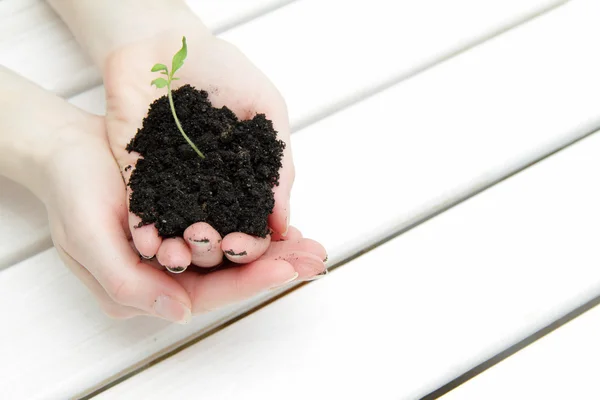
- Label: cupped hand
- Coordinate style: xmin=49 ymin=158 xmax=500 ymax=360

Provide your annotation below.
xmin=103 ymin=29 xmax=300 ymax=272
xmin=41 ymin=104 xmax=326 ymax=322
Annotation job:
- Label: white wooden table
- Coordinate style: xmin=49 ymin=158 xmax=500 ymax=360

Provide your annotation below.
xmin=1 ymin=0 xmax=599 ymax=399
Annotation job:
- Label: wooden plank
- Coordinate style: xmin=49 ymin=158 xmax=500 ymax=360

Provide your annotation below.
xmin=0 ymin=0 xmax=567 ymax=269
xmin=0 ymin=0 xmax=295 ymax=97
xmin=288 ymin=0 xmax=600 ymax=264
xmin=97 ymin=131 xmax=600 ymax=400
xmin=441 ymin=303 xmax=600 ymax=400
xmin=186 ymin=0 xmax=298 ymax=34
xmin=219 ymin=0 xmax=566 ymax=129
xmin=1 ymin=1 xmax=598 ymax=398
xmin=0 ymin=180 xmax=49 ymax=269
xmin=0 ymin=249 xmax=286 ymax=399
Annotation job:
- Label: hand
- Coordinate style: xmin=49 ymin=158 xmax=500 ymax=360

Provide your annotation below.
xmin=95 ymin=29 xmax=327 ymax=318
xmin=103 ymin=29 xmax=317 ymax=272
xmin=2 ymin=6 xmax=327 ymax=321
xmin=41 ymin=103 xmax=326 ymax=323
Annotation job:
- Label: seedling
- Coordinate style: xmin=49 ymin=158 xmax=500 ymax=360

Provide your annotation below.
xmin=151 ymin=36 xmax=205 ymax=159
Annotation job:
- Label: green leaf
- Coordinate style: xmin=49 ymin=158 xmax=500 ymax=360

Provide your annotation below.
xmin=151 ymin=78 xmax=169 ymax=88
xmin=171 ymin=36 xmax=187 ymax=76
xmin=151 ymin=63 xmax=168 ymax=73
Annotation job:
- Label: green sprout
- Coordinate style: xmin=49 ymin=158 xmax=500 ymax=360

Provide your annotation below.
xmin=151 ymin=36 xmax=205 ymax=159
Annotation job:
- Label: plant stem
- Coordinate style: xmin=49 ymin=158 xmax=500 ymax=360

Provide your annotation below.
xmin=167 ymin=84 xmax=205 ymax=159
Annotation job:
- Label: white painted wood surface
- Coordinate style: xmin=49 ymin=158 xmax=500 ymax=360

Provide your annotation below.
xmin=1 ymin=1 xmax=598 ymax=398
xmin=220 ymin=0 xmax=566 ymax=130
xmin=0 ymin=0 xmax=566 ymax=269
xmin=0 ymin=249 xmax=288 ymax=399
xmin=98 ymin=130 xmax=600 ymax=400
xmin=441 ymin=303 xmax=600 ymax=400
xmin=0 ymin=181 xmax=49 ymax=269
xmin=0 ymin=0 xmax=598 ymax=398
xmin=0 ymin=0 xmax=295 ymax=97
xmin=0 ymin=0 xmax=564 ymax=99
xmin=288 ymin=0 xmax=600 ymax=265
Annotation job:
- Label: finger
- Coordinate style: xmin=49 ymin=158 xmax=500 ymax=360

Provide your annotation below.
xmin=264 ymin=250 xmax=326 ymax=281
xmin=222 ymin=232 xmax=271 ymax=264
xmin=271 ymin=226 xmax=302 ymax=242
xmin=261 ymin=237 xmax=328 ymax=280
xmin=129 ymin=213 xmax=162 ymax=259
xmin=263 ymin=237 xmax=327 ymax=262
xmin=122 ymin=163 xmax=162 ymax=258
xmin=55 ymin=243 xmax=146 ymax=320
xmin=157 ymin=237 xmax=192 ymax=273
xmin=268 ymin=109 xmax=294 ymax=236
xmin=173 ymin=259 xmax=298 ymax=314
xmin=184 ymin=222 xmax=224 ymax=268
xmin=268 ymin=164 xmax=293 ymax=236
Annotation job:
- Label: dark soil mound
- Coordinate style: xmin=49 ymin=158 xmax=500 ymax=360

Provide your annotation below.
xmin=126 ymin=84 xmax=285 ymax=238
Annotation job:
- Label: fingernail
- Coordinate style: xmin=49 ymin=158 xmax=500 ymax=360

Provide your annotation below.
xmin=166 ymin=266 xmax=187 ymax=274
xmin=282 ymin=200 xmax=291 ymax=236
xmin=141 ymin=254 xmax=154 ymax=260
xmin=307 ymin=268 xmax=328 ymax=281
xmin=282 ymin=215 xmax=290 ymax=236
xmin=323 ymin=254 xmax=329 ymax=263
xmin=224 ymin=249 xmax=248 ymax=257
xmin=270 ymin=272 xmax=299 ymax=290
xmin=188 ymin=237 xmax=211 ymax=248
xmin=154 ymin=295 xmax=192 ymax=324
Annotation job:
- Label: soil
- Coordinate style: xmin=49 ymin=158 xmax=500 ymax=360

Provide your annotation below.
xmin=126 ymin=84 xmax=285 ymax=238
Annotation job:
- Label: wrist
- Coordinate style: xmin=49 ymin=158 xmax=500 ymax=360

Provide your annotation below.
xmin=0 ymin=67 xmax=88 ymax=200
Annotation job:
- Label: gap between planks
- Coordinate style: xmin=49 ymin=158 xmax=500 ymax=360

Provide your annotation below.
xmin=210 ymin=0 xmax=299 ymax=35
xmin=424 ymin=291 xmax=600 ymax=399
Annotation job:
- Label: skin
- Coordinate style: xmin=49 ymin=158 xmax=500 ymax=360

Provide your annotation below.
xmin=0 ymin=1 xmax=328 ymax=323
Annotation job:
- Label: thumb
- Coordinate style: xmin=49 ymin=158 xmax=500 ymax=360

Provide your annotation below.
xmin=267 ymin=99 xmax=294 ymax=236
